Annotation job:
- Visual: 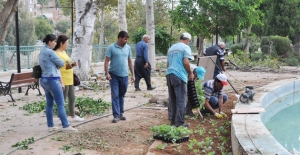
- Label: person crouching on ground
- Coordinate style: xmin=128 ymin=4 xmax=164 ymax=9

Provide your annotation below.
xmin=104 ymin=31 xmax=135 ymax=123
xmin=201 ymin=73 xmax=228 ymax=119
xmin=39 ymin=34 xmax=77 ymax=132
xmin=54 ymin=34 xmax=84 ymax=123
xmin=185 ymin=66 xmax=206 ymax=116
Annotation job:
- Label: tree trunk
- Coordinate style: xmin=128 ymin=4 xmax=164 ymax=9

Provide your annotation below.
xmin=0 ymin=0 xmax=17 ymax=28
xmin=118 ymin=0 xmax=127 ymax=32
xmin=146 ymin=0 xmax=156 ymax=70
xmin=0 ymin=0 xmax=19 ymax=45
xmin=212 ymin=35 xmax=222 ymax=45
xmin=71 ymin=0 xmax=99 ymax=80
xmin=243 ymin=26 xmax=252 ymax=58
xmin=198 ymin=35 xmax=206 ymax=57
xmin=98 ymin=6 xmax=105 ymax=45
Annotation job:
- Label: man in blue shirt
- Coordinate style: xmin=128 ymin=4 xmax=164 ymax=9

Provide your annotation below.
xmin=134 ymin=34 xmax=156 ymax=91
xmin=204 ymin=42 xmax=226 ymax=77
xmin=166 ymin=32 xmax=194 ymax=128
xmin=104 ymin=31 xmax=135 ymax=123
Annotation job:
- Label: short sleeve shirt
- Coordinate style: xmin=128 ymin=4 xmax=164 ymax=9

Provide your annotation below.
xmin=166 ymin=42 xmax=193 ymax=83
xmin=202 ymin=79 xmax=224 ymax=100
xmin=105 ymin=42 xmax=132 ymax=77
xmin=55 ymin=50 xmax=73 ymax=85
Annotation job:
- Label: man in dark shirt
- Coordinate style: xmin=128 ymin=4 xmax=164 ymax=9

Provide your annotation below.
xmin=134 ymin=34 xmax=156 ymax=91
xmin=204 ymin=42 xmax=226 ymax=77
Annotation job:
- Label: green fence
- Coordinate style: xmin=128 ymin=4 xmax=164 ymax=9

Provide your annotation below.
xmin=0 ymin=44 xmax=199 ymax=71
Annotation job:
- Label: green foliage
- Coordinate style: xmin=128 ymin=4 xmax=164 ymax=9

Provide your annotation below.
xmin=253 ymin=0 xmax=300 ymax=41
xmin=20 ymin=97 xmax=111 ymax=117
xmin=20 ymin=100 xmax=47 ymax=113
xmin=35 ymin=18 xmax=54 ymax=40
xmin=126 ymin=0 xmax=173 ymax=39
xmin=75 ymin=97 xmax=111 ymax=117
xmin=228 ymin=50 xmax=283 ymax=69
xmin=4 ymin=3 xmax=37 ymax=46
xmin=55 ymin=20 xmax=71 ymax=34
xmin=169 ymin=0 xmax=262 ymax=38
xmin=229 ymin=44 xmax=243 ymax=56
xmin=284 ymin=57 xmax=300 ymax=66
xmin=156 ymin=143 xmax=168 ymax=150
xmin=131 ymin=25 xmax=174 ymax=55
xmin=260 ymin=36 xmax=293 ymax=58
xmin=11 ymin=137 xmax=34 ymax=150
xmin=195 ymin=80 xmax=205 ymax=109
xmin=150 ymin=124 xmax=192 ymax=143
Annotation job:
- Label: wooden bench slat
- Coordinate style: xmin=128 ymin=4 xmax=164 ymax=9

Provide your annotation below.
xmin=0 ymin=72 xmax=42 ymax=102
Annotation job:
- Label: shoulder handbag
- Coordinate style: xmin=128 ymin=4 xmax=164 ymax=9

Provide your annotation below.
xmin=31 ymin=65 xmax=42 ymax=78
xmin=73 ymin=73 xmax=80 ymax=86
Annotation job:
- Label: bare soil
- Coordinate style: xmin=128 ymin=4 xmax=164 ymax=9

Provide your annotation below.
xmin=0 ymin=65 xmax=300 ymax=155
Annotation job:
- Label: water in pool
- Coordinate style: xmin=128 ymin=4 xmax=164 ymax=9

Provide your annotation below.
xmin=265 ymin=100 xmax=300 ymax=153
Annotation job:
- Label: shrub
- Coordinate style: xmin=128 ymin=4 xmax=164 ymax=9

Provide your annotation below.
xmin=131 ymin=24 xmax=174 ymax=55
xmin=229 ymin=44 xmax=243 ymax=56
xmin=260 ymin=36 xmax=293 ymax=58
xmin=284 ymin=57 xmax=300 ymax=66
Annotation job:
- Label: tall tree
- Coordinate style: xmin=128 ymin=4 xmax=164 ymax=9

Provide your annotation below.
xmin=5 ymin=3 xmax=36 ymax=46
xmin=146 ymin=0 xmax=156 ymax=70
xmin=55 ymin=19 xmax=71 ymax=34
xmin=71 ymin=0 xmax=99 ymax=80
xmin=35 ymin=18 xmax=54 ymax=40
xmin=118 ymin=0 xmax=127 ymax=31
xmin=0 ymin=0 xmax=19 ymax=45
xmin=169 ymin=0 xmax=262 ymax=56
xmin=97 ymin=0 xmax=117 ymax=45
xmin=252 ymin=0 xmax=300 ymax=43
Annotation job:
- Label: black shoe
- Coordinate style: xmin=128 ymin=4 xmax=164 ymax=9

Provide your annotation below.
xmin=120 ymin=114 xmax=126 ymax=120
xmin=135 ymin=88 xmax=141 ymax=91
xmin=185 ymin=112 xmax=195 ymax=117
xmin=147 ymin=87 xmax=156 ymax=90
xmin=112 ymin=117 xmax=119 ymax=123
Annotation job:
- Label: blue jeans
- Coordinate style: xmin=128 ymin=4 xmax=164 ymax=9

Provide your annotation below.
xmin=166 ymin=74 xmax=187 ymax=127
xmin=109 ymin=73 xmax=128 ymax=118
xmin=40 ymin=78 xmax=69 ymax=128
xmin=201 ymin=94 xmax=228 ymax=113
xmin=214 ymin=70 xmax=221 ymax=78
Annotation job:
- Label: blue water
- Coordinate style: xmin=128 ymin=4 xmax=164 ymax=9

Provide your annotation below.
xmin=265 ymin=101 xmax=300 ymax=153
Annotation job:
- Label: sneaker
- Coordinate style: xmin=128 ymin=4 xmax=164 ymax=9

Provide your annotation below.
xmin=112 ymin=117 xmax=119 ymax=123
xmin=48 ymin=126 xmax=59 ymax=132
xmin=147 ymin=87 xmax=156 ymax=90
xmin=120 ymin=115 xmax=126 ymax=120
xmin=61 ymin=126 xmax=78 ymax=132
xmin=69 ymin=116 xmax=84 ymax=122
xmin=135 ymin=88 xmax=141 ymax=91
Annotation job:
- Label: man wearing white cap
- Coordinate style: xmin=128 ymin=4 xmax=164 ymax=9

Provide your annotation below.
xmin=201 ymin=73 xmax=228 ymax=119
xmin=166 ymin=32 xmax=194 ymax=128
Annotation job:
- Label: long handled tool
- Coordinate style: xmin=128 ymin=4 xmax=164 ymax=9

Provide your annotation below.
xmin=208 ymin=57 xmax=239 ymax=95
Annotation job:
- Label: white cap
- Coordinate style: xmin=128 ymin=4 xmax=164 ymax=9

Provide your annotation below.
xmin=181 ymin=32 xmax=191 ymax=40
xmin=216 ymin=74 xmax=228 ymax=85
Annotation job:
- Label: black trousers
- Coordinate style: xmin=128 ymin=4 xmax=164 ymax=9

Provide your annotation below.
xmin=134 ymin=56 xmax=152 ymax=88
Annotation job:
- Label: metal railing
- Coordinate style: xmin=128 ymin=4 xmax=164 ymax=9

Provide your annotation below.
xmin=0 ymin=44 xmax=199 ymax=71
